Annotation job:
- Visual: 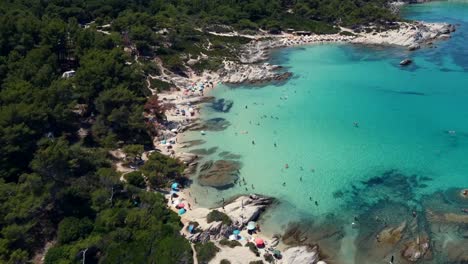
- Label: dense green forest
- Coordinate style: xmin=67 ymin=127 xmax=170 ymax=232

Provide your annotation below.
xmin=0 ymin=0 xmax=398 ymax=263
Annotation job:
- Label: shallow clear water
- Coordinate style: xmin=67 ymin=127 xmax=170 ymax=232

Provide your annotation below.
xmin=183 ymin=2 xmax=468 ymax=263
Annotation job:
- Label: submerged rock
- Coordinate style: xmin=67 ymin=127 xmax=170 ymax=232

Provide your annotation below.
xmin=198 ymin=160 xmax=241 ymax=189
xmin=188 ymin=118 xmax=231 ymax=131
xmin=179 ymin=139 xmax=206 ymax=148
xmin=377 ymin=221 xmax=406 ymax=245
xmin=189 ymin=147 xmax=218 ymax=156
xmin=211 ymin=98 xmax=234 ymax=113
xmin=218 ymin=151 xmax=241 ymax=160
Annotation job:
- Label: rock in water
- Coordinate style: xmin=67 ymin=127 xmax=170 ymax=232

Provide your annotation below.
xmin=400 ymin=59 xmax=413 ymax=66
xmin=198 ymin=160 xmax=241 ymax=189
xmin=281 ymin=245 xmax=320 ymax=264
xmin=402 ymin=237 xmax=430 ymax=262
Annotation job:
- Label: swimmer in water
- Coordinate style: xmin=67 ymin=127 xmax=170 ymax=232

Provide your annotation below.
xmin=274 ymin=143 xmax=277 ymax=147
xmin=285 ymin=163 xmax=289 ymax=169
xmin=252 ymin=140 xmax=255 ymax=145
xmin=315 ymin=201 xmax=319 ymax=206
xmin=282 ymin=182 xmax=286 ymax=187
xmin=353 ymin=122 xmax=359 ymax=128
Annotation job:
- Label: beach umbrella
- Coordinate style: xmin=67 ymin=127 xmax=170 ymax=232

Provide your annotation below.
xmin=233 ymin=230 xmax=241 ymax=235
xmin=174 ymin=199 xmax=181 ymax=206
xmin=178 ymin=203 xmax=185 ymax=208
xmin=170 ymin=190 xmax=177 ymax=196
xmin=171 ymin=128 xmax=178 ymax=132
xmin=273 ymin=249 xmax=281 ymax=257
xmin=247 ymin=221 xmax=256 ymax=230
xmin=228 ymin=234 xmax=237 ymax=241
xmin=171 ymin=182 xmax=179 ymax=190
xmin=178 ymin=208 xmax=186 ymax=215
xmin=188 ymin=224 xmax=194 ymax=233
xmin=255 ymin=238 xmax=265 ymax=247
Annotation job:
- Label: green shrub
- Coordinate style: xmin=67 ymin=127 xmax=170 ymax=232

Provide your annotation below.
xmin=57 ymin=217 xmax=93 ymax=244
xmin=219 ymin=238 xmax=241 ymax=248
xmin=149 ymin=78 xmax=173 ymax=91
xmin=44 ymin=246 xmax=69 ymax=264
xmin=340 ymin=31 xmax=356 ymax=36
xmin=206 ymin=210 xmax=232 ymax=225
xmin=220 ymin=260 xmax=231 ymax=264
xmin=245 ymin=242 xmax=260 ymax=257
xmin=125 ymin=171 xmax=145 ymax=188
xmin=195 ymin=242 xmax=220 ymax=264
xmin=249 ymin=261 xmax=264 ymax=264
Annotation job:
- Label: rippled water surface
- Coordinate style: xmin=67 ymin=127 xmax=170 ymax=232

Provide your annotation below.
xmin=183 ymin=2 xmax=468 ymax=263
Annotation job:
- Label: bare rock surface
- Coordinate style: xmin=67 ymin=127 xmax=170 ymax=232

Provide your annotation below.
xmin=223 ymin=194 xmax=274 ymax=226
xmin=280 ymin=245 xmax=321 ymax=264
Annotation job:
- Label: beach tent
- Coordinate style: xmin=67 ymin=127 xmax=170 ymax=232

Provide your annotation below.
xmin=247 ymin=221 xmax=256 ymax=230
xmin=255 ymin=238 xmax=265 ymax=247
xmin=171 ymin=182 xmax=179 ymax=190
xmin=178 ymin=208 xmax=186 ymax=215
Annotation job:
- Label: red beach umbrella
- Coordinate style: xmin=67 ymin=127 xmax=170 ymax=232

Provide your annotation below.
xmin=255 ymin=238 xmax=265 ymax=247
xmin=178 ymin=203 xmax=185 ymax=208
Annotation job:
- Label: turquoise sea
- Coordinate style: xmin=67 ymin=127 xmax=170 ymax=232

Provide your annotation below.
xmin=184 ymin=2 xmax=468 ymax=263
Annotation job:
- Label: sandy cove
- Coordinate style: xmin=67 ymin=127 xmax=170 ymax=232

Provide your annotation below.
xmin=148 ymin=20 xmax=455 ymax=264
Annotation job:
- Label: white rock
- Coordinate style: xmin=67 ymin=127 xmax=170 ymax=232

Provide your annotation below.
xmin=223 ymin=194 xmax=273 ymax=226
xmin=281 ymin=246 xmax=320 ymax=264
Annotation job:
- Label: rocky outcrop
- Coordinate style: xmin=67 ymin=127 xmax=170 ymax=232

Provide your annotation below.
xmin=280 ymin=245 xmax=321 ymax=264
xmin=223 ymin=194 xmax=274 ymax=226
xmin=219 ymin=62 xmax=292 ymax=85
xmin=187 ymin=194 xmax=274 ymax=243
xmin=188 ymin=221 xmax=235 ymax=243
xmin=352 ymin=22 xmax=456 ymax=48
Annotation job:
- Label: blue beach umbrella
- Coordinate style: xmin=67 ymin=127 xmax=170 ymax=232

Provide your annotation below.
xmin=247 ymin=221 xmax=256 ymax=230
xmin=171 ymin=182 xmax=179 ymax=190
xmin=178 ymin=208 xmax=186 ymax=215
xmin=233 ymin=230 xmax=241 ymax=235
